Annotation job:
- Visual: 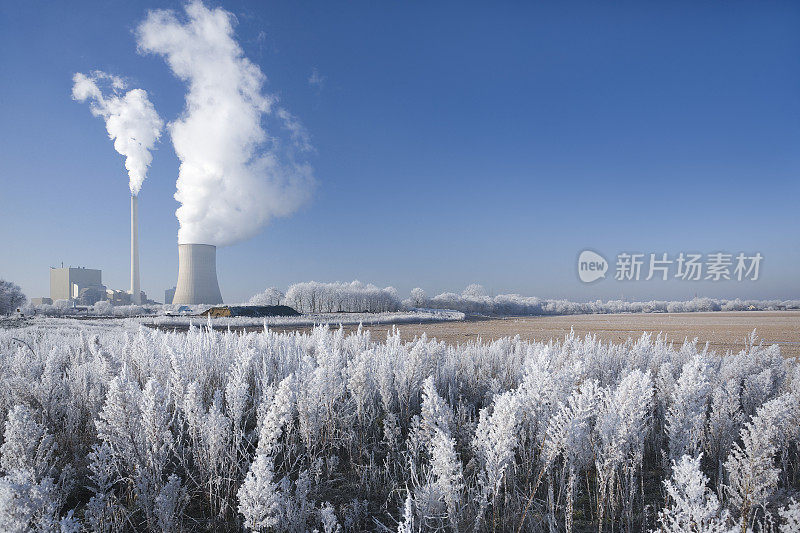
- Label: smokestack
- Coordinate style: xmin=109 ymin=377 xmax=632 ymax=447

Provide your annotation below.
xmin=173 ymin=244 xmax=223 ymax=305
xmin=131 ymin=195 xmax=141 ymax=305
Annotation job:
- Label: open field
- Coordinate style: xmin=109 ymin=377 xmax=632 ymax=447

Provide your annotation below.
xmin=12 ymin=310 xmax=797 ymax=357
xmin=267 ymin=310 xmax=800 ymax=357
xmin=0 ymin=309 xmax=465 ymax=333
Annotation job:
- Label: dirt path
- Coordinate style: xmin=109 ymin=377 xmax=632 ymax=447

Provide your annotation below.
xmin=265 ymin=311 xmax=800 ymax=357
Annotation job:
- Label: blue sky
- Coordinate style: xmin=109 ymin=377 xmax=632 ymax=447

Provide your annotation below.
xmin=1 ymin=0 xmax=799 ymax=303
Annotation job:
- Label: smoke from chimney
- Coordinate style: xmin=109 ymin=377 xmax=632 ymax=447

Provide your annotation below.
xmin=73 ymin=71 xmax=162 ymax=304
xmin=72 ymin=71 xmax=163 ymax=195
xmin=136 ymin=0 xmax=315 ymax=247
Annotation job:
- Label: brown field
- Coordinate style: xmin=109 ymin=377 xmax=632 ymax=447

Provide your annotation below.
xmin=269 ymin=311 xmax=800 ymax=358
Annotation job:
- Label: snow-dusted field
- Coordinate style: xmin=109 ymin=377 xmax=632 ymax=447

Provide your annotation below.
xmin=336 ymin=310 xmax=800 ymax=358
xmin=0 ymin=320 xmax=797 ymax=531
xmin=4 ymin=309 xmax=465 ymax=333
xmin=144 ymin=308 xmax=465 ymax=329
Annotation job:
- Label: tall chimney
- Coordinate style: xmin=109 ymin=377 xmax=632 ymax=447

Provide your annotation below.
xmin=173 ymin=244 xmax=223 ymax=305
xmin=131 ymin=195 xmax=141 ymax=305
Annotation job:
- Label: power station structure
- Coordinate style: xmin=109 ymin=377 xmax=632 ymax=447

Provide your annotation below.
xmin=172 ymin=244 xmax=223 ymax=305
xmin=50 ymin=266 xmax=104 ymax=301
xmin=131 ymin=195 xmax=141 ymax=305
xmin=42 ymin=193 xmax=146 ymax=307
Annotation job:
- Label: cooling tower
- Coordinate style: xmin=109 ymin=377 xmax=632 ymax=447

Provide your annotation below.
xmin=131 ymin=195 xmax=141 ymax=305
xmin=172 ymin=244 xmax=223 ymax=305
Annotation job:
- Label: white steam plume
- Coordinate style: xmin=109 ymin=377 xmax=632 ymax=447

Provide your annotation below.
xmin=136 ymin=1 xmax=315 ymax=246
xmin=72 ymin=71 xmax=163 ymax=195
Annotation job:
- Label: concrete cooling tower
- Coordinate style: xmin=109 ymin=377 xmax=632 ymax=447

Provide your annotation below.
xmin=172 ymin=244 xmax=223 ymax=305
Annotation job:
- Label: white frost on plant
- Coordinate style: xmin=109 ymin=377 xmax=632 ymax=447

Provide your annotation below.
xmin=656 ymin=454 xmax=731 ymax=533
xmin=238 ymin=454 xmax=281 ymax=531
xmin=0 ymin=318 xmax=796 ymax=531
xmin=666 ymin=353 xmax=712 ymax=462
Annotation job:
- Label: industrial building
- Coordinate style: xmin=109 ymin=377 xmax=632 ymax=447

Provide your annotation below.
xmin=165 ymin=287 xmax=176 ymax=305
xmin=38 ymin=265 xmax=146 ymax=307
xmin=50 ymin=267 xmax=105 ymax=303
xmin=106 ymin=289 xmax=131 ymax=306
xmin=173 ymin=244 xmax=223 ymax=305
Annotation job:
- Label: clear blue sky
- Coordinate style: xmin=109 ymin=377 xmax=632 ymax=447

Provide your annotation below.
xmin=1 ymin=1 xmax=799 ymax=303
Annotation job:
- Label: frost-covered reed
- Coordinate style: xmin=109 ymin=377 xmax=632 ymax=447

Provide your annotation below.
xmin=0 ymin=322 xmax=797 ymax=532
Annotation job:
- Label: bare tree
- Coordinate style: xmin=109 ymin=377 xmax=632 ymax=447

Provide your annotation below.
xmin=0 ymin=279 xmax=26 ymax=314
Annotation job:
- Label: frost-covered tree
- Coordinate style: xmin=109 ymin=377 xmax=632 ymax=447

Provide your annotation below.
xmin=92 ymin=300 xmax=113 ymax=315
xmin=248 ymin=287 xmax=285 ymax=306
xmin=0 ymin=280 xmax=26 ymax=314
xmin=411 ymin=284 xmax=800 ymax=317
xmin=285 ymin=280 xmax=401 ymax=313
xmin=408 ymin=288 xmax=427 ymax=308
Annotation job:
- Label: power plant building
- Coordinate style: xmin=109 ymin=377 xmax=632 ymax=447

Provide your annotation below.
xmin=50 ymin=267 xmax=103 ymax=301
xmin=173 ymin=244 xmax=223 ymax=305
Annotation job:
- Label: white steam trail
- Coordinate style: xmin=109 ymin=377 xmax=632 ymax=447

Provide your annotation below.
xmin=72 ymin=72 xmax=163 ymax=195
xmin=136 ymin=1 xmax=315 ymax=246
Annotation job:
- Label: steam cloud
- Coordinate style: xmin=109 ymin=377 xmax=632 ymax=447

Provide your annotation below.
xmin=72 ymin=72 xmax=163 ymax=196
xmin=136 ymin=1 xmax=315 ymax=246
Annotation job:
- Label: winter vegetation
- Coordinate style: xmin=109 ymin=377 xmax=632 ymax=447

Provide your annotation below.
xmin=285 ymin=281 xmax=402 ymax=314
xmin=1 ymin=310 xmax=465 ymax=335
xmin=407 ymin=284 xmax=800 ymax=316
xmin=0 ymin=280 xmax=26 ymax=315
xmin=0 ymin=320 xmax=797 ymax=532
xmin=139 ymin=309 xmax=463 ymax=329
xmin=248 ymin=288 xmax=285 ymax=307
xmin=25 ymin=301 xmax=154 ymax=318
xmin=21 ymin=281 xmax=403 ymax=317
xmin=19 ymin=279 xmax=800 ymax=320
